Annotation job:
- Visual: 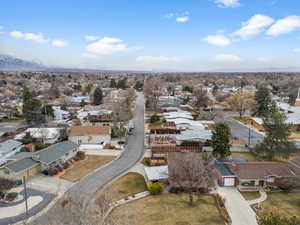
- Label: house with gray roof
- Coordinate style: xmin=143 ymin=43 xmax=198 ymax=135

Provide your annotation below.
xmin=0 ymin=139 xmax=23 ymax=165
xmin=2 ymin=141 xmax=79 ymax=179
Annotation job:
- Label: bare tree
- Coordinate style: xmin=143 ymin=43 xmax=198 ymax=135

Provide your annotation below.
xmin=168 ymin=152 xmax=215 ymax=205
xmin=29 ymin=188 xmax=134 ymax=225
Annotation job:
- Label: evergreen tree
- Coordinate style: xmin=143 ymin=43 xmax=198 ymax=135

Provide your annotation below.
xmin=211 ymin=122 xmax=231 ymax=158
xmin=22 ymin=87 xmax=45 ymax=125
xmin=254 ymin=86 xmax=272 ymax=117
xmin=254 ymin=111 xmax=297 ymax=160
xmin=93 ymin=87 xmax=103 ymax=105
xmin=110 ymin=78 xmax=117 ymax=88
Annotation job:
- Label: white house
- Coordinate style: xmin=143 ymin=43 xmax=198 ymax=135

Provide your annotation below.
xmin=69 ymin=125 xmax=111 ymax=145
xmin=15 ymin=127 xmax=65 ymax=144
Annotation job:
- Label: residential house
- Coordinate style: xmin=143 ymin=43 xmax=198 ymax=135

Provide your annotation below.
xmin=215 ymin=162 xmax=297 ymax=190
xmin=69 ymin=125 xmax=111 ymax=145
xmin=144 ymin=165 xmax=168 ymax=183
xmin=0 ymin=139 xmax=23 ymax=164
xmin=15 ymin=127 xmax=66 ymax=144
xmin=2 ymin=141 xmax=79 ymax=180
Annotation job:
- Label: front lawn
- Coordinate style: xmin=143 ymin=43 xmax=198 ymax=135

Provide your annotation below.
xmin=240 ymin=191 xmax=260 ymax=200
xmin=101 ymin=172 xmax=147 ymax=201
xmin=258 ymin=193 xmax=300 ymax=218
xmin=110 ymin=194 xmax=225 ymax=225
xmin=61 ymin=155 xmax=115 ymax=182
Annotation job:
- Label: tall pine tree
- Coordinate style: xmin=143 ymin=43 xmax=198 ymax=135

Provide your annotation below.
xmin=254 ymin=86 xmax=272 ymax=117
xmin=93 ymin=87 xmax=103 ymax=105
xmin=254 ymin=111 xmax=297 ymax=160
xmin=211 ymin=122 xmax=231 ymax=158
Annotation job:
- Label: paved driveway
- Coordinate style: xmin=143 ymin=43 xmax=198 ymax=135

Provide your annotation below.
xmin=217 ymin=187 xmax=258 ymax=225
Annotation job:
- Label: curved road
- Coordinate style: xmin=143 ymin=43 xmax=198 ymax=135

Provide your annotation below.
xmin=70 ymin=92 xmax=145 ymax=199
xmin=31 ymin=92 xmax=145 ymax=224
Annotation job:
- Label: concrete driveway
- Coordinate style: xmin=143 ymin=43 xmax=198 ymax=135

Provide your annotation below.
xmin=217 ymin=187 xmax=258 ymax=225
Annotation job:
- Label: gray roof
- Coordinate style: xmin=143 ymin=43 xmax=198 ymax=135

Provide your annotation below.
xmin=35 ymin=141 xmax=79 ymax=165
xmin=7 ymin=152 xmax=33 ymax=161
xmin=4 ymin=157 xmax=39 ymax=174
xmin=215 ymin=163 xmax=235 ymax=177
xmin=0 ymin=139 xmax=23 ymax=154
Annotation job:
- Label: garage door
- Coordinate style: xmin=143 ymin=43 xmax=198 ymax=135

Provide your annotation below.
xmin=224 ymin=177 xmax=235 ymax=186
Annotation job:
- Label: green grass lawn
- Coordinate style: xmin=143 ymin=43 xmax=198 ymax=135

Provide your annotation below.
xmin=258 ymin=193 xmax=300 ymax=218
xmin=101 ymin=172 xmax=147 ymax=201
xmin=110 ymin=194 xmax=225 ymax=225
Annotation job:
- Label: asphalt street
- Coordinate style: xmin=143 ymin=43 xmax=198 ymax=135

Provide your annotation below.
xmin=30 ymin=92 xmax=145 ymax=224
xmin=69 ymin=92 xmax=145 ymax=200
xmin=0 ymin=189 xmax=54 ymax=225
xmin=224 ymin=118 xmax=264 ymax=148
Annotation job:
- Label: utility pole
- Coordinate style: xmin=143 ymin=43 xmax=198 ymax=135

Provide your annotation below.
xmin=23 ymin=176 xmax=29 ymax=219
xmin=248 ymin=127 xmax=251 ymax=147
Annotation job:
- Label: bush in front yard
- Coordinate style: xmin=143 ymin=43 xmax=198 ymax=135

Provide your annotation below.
xmin=5 ymin=192 xmax=18 ymax=201
xmin=150 ymin=114 xmax=160 ymax=123
xmin=148 ymin=182 xmax=163 ymax=195
xmin=169 ymin=186 xmax=184 ymax=194
xmin=76 ymin=151 xmax=86 ymax=160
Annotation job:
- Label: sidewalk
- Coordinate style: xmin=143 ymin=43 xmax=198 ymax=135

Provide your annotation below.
xmin=247 ymin=189 xmax=267 ymax=205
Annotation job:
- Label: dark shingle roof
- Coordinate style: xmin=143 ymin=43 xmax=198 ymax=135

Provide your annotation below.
xmin=35 ymin=141 xmax=79 ymax=165
xmin=4 ymin=157 xmax=39 ymax=174
xmin=215 ymin=163 xmax=235 ymax=177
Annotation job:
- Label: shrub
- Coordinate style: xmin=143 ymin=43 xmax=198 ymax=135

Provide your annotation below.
xmin=169 ymin=186 xmax=184 ymax=194
xmin=279 ymin=184 xmax=295 ymax=193
xmin=63 ymin=162 xmax=70 ymax=169
xmin=76 ymin=151 xmax=86 ymax=160
xmin=5 ymin=192 xmax=18 ymax=201
xmin=150 ymin=114 xmax=160 ymax=123
xmin=148 ymin=182 xmax=163 ymax=195
xmin=143 ymin=158 xmax=151 ymax=166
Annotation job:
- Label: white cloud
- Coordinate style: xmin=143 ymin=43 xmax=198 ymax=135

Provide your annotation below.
xmin=214 ymin=0 xmax=240 ymax=8
xmin=10 ymin=30 xmax=47 ymax=43
xmin=10 ymin=30 xmax=24 ymax=38
xmin=85 ymin=35 xmax=99 ymax=41
xmin=136 ymin=56 xmax=178 ymax=64
xmin=51 ymin=40 xmax=67 ymax=47
xmin=257 ymin=56 xmax=273 ymax=62
xmin=165 ymin=12 xmax=190 ymax=23
xmin=233 ymin=14 xmax=274 ymax=39
xmin=293 ymin=48 xmax=300 ymax=52
xmin=267 ymin=16 xmax=300 ymax=36
xmin=203 ymin=34 xmax=232 ymax=46
xmin=86 ymin=37 xmax=128 ymax=54
xmin=176 ymin=16 xmax=189 ymax=23
xmin=215 ymin=54 xmax=241 ymax=62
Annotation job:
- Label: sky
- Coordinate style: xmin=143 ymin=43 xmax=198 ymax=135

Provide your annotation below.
xmin=1 ymin=0 xmax=300 ymax=72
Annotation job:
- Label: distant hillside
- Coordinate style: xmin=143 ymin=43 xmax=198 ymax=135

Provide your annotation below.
xmin=0 ymin=54 xmax=47 ymax=71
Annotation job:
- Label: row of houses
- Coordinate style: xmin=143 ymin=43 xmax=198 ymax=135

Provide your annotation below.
xmin=144 ymin=152 xmax=300 ymax=190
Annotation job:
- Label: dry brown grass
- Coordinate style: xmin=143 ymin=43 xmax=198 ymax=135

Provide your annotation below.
xmin=240 ymin=191 xmax=261 ymax=200
xmin=110 ymin=194 xmax=225 ymax=225
xmin=258 ymin=193 xmax=300 ymax=218
xmin=231 ymin=152 xmax=257 ymax=161
xmin=101 ymin=172 xmax=147 ymax=201
xmin=61 ymin=155 xmax=115 ymax=182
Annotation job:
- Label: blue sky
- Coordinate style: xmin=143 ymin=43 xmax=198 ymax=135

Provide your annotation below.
xmin=1 ymin=0 xmax=300 ymax=71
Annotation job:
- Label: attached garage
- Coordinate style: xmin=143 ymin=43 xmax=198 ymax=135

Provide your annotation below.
xmin=223 ymin=177 xmax=236 ymax=187
xmin=215 ymin=163 xmax=237 ymax=187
